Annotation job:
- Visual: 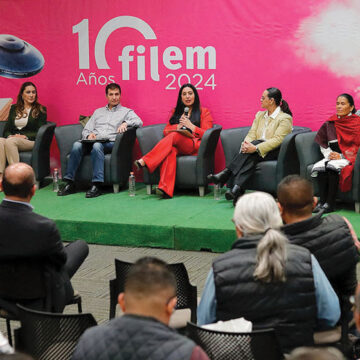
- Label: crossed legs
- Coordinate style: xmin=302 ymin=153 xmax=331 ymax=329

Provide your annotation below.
xmin=0 ymin=137 xmax=35 ymax=173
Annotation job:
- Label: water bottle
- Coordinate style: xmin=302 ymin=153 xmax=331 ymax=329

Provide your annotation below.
xmin=53 ymin=168 xmax=59 ymax=192
xmin=128 ymin=172 xmax=136 ymax=197
xmin=214 ymin=184 xmax=221 ymax=200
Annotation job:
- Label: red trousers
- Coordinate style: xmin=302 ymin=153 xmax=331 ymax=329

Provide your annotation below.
xmin=143 ymin=132 xmax=199 ymax=197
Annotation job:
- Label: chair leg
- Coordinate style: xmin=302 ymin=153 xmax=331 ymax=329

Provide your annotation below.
xmin=6 ymin=319 xmax=12 ymax=346
xmin=35 ymin=181 xmax=40 ymax=189
xmin=199 ymin=186 xmax=205 ymax=197
xmin=146 ymin=185 xmax=152 ymax=195
xmin=355 ymin=202 xmax=360 ymax=214
xmin=113 ymin=184 xmax=119 ymax=193
xmin=77 ymin=298 xmax=82 ymax=313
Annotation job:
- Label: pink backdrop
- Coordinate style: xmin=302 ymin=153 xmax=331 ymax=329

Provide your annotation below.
xmin=1 ymin=0 xmax=359 ymax=170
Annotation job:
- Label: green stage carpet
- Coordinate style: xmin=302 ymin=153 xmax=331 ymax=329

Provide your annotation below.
xmin=1 ymin=184 xmax=359 ymax=252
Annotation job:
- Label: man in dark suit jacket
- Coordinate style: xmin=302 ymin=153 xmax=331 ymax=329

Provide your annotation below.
xmin=0 ymin=162 xmax=89 ymax=312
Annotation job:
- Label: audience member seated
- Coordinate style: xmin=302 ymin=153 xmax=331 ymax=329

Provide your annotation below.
xmin=278 ymin=175 xmax=358 ymax=302
xmin=58 ymin=83 xmax=142 ymax=198
xmin=0 ymin=163 xmax=89 ymax=312
xmin=135 ymin=83 xmax=213 ymax=198
xmin=72 ymin=256 xmax=209 ymax=360
xmin=0 ymin=82 xmax=46 ymax=177
xmin=287 ymin=346 xmax=345 ymax=360
xmin=197 ymin=191 xmax=340 ymax=354
xmin=207 ymin=87 xmax=292 ymax=205
xmin=311 ymin=93 xmax=360 ymax=213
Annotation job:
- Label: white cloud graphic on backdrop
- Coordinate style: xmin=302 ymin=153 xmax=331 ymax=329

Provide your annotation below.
xmin=294 ymin=0 xmax=360 ymax=77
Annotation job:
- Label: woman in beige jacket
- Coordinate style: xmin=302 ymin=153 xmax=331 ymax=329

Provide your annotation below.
xmin=208 ymin=87 xmax=293 ymax=204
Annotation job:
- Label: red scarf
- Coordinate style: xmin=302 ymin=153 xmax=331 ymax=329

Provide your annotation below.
xmin=328 ymin=113 xmax=360 ymax=191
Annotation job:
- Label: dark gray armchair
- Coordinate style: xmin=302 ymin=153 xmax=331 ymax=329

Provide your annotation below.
xmin=55 ymin=124 xmax=137 ymax=193
xmin=136 ymin=124 xmax=222 ymax=196
xmin=295 ymin=132 xmax=360 ymax=213
xmin=220 ymin=126 xmax=311 ymax=195
xmin=0 ymin=121 xmax=56 ymax=187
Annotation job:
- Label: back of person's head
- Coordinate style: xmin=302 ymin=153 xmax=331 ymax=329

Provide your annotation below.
xmin=233 ymin=192 xmax=288 ymax=283
xmin=0 ymin=354 xmax=35 ymax=360
xmin=119 ymin=257 xmax=177 ymax=324
xmin=277 ymin=175 xmax=314 ymax=218
xmin=1 ymin=163 xmax=35 ymax=199
xmin=266 ymin=87 xmax=292 ymax=116
xmin=287 ymin=346 xmax=345 ymax=360
xmin=125 ymin=257 xmax=177 ymax=298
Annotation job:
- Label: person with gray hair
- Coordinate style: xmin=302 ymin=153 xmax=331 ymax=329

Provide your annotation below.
xmin=197 ymin=191 xmax=340 ymax=354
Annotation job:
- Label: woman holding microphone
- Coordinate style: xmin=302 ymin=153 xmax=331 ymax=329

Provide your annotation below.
xmin=135 ymin=83 xmax=213 ymax=198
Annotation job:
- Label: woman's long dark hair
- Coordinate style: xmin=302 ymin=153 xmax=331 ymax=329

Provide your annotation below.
xmin=267 ymin=87 xmax=292 ymax=117
xmin=15 ymin=81 xmax=45 ymax=119
xmin=169 ymin=83 xmax=201 ymax=126
xmin=338 ymin=93 xmax=356 ymax=114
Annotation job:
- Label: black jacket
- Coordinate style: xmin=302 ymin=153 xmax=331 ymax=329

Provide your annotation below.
xmin=0 ymin=200 xmax=72 ymax=312
xmin=212 ymin=236 xmax=317 ymax=354
xmin=72 ymin=314 xmax=198 ymax=360
xmin=4 ymin=104 xmax=47 ymax=141
xmin=282 ymin=212 xmax=358 ymax=297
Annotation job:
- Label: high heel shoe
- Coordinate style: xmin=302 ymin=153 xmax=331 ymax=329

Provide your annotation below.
xmin=207 ymin=168 xmax=232 ymax=186
xmin=134 ymin=159 xmax=145 ymax=170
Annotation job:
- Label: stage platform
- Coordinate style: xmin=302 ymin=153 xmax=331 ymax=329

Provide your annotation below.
xmin=1 ymin=183 xmax=359 ymax=253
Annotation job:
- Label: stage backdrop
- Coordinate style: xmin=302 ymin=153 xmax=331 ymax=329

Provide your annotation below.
xmin=1 ymin=0 xmax=360 ymax=170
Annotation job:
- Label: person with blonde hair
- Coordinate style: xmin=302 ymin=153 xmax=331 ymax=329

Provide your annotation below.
xmin=197 ymin=192 xmax=340 ymax=354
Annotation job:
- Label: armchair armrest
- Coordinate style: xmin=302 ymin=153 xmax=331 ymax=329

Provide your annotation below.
xmin=275 ymin=132 xmax=300 ymax=182
xmin=31 ymin=122 xmax=56 ymax=180
xmin=295 ymin=132 xmax=322 ymax=177
xmin=196 ymin=124 xmax=222 ymax=184
xmin=0 ymin=122 xmax=5 ymax=137
xmin=55 ymin=124 xmax=83 ymax=178
xmin=110 ymin=127 xmax=137 ymax=184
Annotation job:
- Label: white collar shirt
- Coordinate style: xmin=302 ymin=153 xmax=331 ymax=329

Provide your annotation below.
xmin=261 ymin=106 xmax=281 ymax=140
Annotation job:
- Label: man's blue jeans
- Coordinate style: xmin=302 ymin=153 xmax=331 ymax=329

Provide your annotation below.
xmin=64 ymin=141 xmax=114 ymax=183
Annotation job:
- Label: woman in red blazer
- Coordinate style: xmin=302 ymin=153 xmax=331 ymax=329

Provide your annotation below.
xmin=135 ymin=83 xmax=213 ymax=198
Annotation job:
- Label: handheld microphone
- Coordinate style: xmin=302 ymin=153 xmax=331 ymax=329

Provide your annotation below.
xmin=181 ymin=107 xmax=190 ymax=130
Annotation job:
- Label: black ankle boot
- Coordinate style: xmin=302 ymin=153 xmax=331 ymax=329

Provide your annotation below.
xmin=207 ymin=168 xmax=232 ymax=186
xmin=225 ymin=184 xmax=244 ymax=201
